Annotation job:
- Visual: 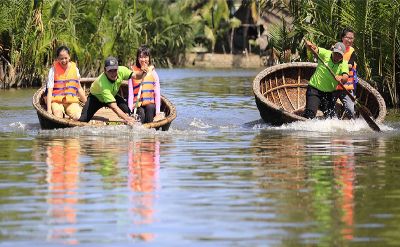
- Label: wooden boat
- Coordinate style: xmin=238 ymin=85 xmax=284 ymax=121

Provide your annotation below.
xmin=253 ymin=62 xmax=386 ymax=126
xmin=33 ymin=77 xmax=176 ymax=130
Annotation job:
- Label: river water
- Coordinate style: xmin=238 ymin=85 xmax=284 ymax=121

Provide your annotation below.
xmin=1 ymin=68 xmax=400 ymax=246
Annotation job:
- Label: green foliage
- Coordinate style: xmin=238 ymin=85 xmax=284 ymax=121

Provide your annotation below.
xmin=188 ymin=0 xmax=237 ymax=53
xmin=267 ymin=17 xmax=302 ymax=62
xmin=0 ymin=0 xmax=45 ymax=87
xmin=136 ymin=0 xmax=193 ymax=67
xmin=0 ymin=0 xmax=193 ymax=87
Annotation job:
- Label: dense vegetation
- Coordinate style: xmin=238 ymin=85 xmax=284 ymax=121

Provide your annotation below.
xmin=0 ymin=0 xmax=399 ymax=108
xmin=0 ymin=0 xmax=194 ymax=87
xmin=265 ymin=0 xmax=400 ymax=107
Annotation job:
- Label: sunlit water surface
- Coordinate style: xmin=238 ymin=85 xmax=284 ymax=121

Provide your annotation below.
xmin=1 ymin=68 xmax=400 ymax=246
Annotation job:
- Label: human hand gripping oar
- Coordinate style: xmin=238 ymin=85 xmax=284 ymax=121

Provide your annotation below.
xmin=305 ymin=40 xmax=381 ymax=132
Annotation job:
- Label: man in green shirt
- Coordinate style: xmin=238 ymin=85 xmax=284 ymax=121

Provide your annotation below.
xmin=303 ymin=41 xmax=349 ymax=119
xmin=79 ymin=57 xmax=141 ymax=125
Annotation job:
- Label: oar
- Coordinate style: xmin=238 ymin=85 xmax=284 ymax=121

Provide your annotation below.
xmin=132 ymin=72 xmax=147 ymax=121
xmin=306 ymin=40 xmax=381 ymax=132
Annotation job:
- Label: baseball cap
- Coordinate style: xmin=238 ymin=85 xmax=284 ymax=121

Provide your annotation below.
xmin=333 ymin=42 xmax=345 ymax=56
xmin=105 ymin=56 xmax=118 ymax=71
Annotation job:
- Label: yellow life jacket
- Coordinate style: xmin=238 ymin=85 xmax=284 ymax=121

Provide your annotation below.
xmin=131 ymin=66 xmax=155 ymax=107
xmin=336 ymin=46 xmax=357 ymax=90
xmin=52 ymin=61 xmax=80 ymax=103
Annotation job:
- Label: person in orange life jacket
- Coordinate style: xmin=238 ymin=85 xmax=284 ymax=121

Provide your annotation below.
xmin=46 ymin=46 xmax=87 ymax=120
xmin=129 ymin=45 xmax=164 ymax=124
xmin=78 ymin=56 xmax=152 ymax=125
xmin=333 ymin=28 xmax=358 ymax=119
xmin=303 ymin=40 xmax=349 ymax=119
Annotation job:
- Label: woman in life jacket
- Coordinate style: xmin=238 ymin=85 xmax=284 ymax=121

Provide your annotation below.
xmin=46 ymin=46 xmax=87 ymax=120
xmin=129 ymin=45 xmax=164 ymax=124
xmin=333 ymin=27 xmax=358 ymax=119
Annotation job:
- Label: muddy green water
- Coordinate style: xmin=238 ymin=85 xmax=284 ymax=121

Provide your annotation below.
xmin=1 ymin=68 xmax=400 ymax=246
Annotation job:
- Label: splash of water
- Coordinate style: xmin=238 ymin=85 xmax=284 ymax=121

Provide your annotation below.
xmin=36 ymin=124 xmax=207 ymax=139
xmin=189 ymin=118 xmax=211 ymax=129
xmin=9 ymin=122 xmax=26 ymax=132
xmin=274 ymin=118 xmax=392 ymax=133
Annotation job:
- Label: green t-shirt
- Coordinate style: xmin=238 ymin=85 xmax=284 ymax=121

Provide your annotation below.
xmin=309 ymin=47 xmax=349 ymax=92
xmin=90 ymin=66 xmax=133 ymax=103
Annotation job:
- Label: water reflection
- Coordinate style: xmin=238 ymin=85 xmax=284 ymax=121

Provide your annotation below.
xmin=128 ymin=139 xmax=160 ymax=241
xmin=90 ymin=140 xmax=122 ymax=184
xmin=46 ymin=139 xmax=81 ymax=245
xmin=41 ymin=136 xmax=162 ymax=244
xmin=251 ymin=132 xmax=307 ymax=190
xmin=251 ymin=132 xmax=361 ymax=244
xmin=332 ymin=138 xmax=355 ymax=240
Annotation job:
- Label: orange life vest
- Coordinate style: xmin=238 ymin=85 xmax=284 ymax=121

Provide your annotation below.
xmin=128 ymin=141 xmax=158 ymax=192
xmin=46 ymin=139 xmax=80 ymax=222
xmin=52 ymin=61 xmax=80 ymax=103
xmin=336 ymin=46 xmax=357 ymax=90
xmin=131 ymin=66 xmax=156 ymax=107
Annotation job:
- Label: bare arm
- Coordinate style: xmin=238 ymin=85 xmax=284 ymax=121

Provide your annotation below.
xmin=77 ymin=87 xmax=87 ymax=103
xmin=133 ymin=65 xmax=154 ymax=79
xmin=133 ymin=69 xmax=144 ymax=79
xmin=305 ymin=40 xmax=319 ymax=54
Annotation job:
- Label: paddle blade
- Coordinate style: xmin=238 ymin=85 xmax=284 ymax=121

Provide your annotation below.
xmin=355 ymin=104 xmax=381 ymax=132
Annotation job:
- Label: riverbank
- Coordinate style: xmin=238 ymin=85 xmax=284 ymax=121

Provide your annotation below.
xmin=184 ymin=52 xmax=265 ymax=68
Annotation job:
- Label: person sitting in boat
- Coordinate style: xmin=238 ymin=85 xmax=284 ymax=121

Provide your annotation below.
xmin=129 ymin=45 xmax=165 ymax=123
xmin=333 ymin=27 xmax=358 ymax=119
xmin=303 ymin=40 xmax=349 ymax=119
xmin=78 ymin=56 xmax=150 ymax=125
xmin=46 ymin=46 xmax=87 ymax=120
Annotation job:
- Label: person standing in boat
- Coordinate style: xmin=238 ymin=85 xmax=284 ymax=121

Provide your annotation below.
xmin=46 ymin=46 xmax=87 ymax=120
xmin=303 ymin=40 xmax=349 ymax=119
xmin=129 ymin=45 xmax=164 ymax=123
xmin=78 ymin=56 xmax=151 ymax=125
xmin=333 ymin=28 xmax=358 ymax=119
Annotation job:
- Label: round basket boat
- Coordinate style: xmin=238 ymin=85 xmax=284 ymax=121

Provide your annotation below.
xmin=253 ymin=62 xmax=386 ymax=126
xmin=33 ymin=78 xmax=176 ymax=131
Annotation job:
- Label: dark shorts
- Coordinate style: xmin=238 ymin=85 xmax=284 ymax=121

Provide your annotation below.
xmin=78 ymin=94 xmax=130 ymax=122
xmin=134 ymin=104 xmax=156 ymax=124
xmin=303 ymin=86 xmax=335 ymax=119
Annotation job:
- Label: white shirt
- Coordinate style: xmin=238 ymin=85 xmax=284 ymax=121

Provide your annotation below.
xmin=46 ymin=66 xmax=81 ymax=88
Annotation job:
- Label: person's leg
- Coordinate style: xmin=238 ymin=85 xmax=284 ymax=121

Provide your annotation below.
xmin=78 ymin=94 xmax=103 ymax=122
xmin=320 ymin=92 xmax=335 ymax=118
xmin=143 ymin=104 xmax=156 ymax=123
xmin=340 ymin=92 xmax=355 ymax=119
xmin=65 ymin=102 xmax=82 ymax=120
xmin=303 ymin=86 xmax=320 ymax=119
xmin=136 ymin=107 xmax=146 ymax=123
xmin=51 ymin=102 xmax=65 ymax=118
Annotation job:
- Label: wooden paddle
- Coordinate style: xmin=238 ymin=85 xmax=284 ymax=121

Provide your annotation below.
xmin=306 ymin=40 xmax=381 ymax=132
